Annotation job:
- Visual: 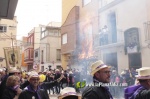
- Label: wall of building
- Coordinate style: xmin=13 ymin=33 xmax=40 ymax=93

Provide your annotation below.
xmin=40 ymin=27 xmax=61 ymax=70
xmin=0 ymin=17 xmax=17 ymax=67
xmin=62 ymin=0 xmax=79 ymax=25
xmin=98 ymin=0 xmax=150 ymax=73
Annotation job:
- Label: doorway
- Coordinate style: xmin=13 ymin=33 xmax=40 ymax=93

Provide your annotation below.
xmin=128 ymin=53 xmax=142 ymax=69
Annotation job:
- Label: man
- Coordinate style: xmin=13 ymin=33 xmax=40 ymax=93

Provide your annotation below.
xmin=18 ymin=71 xmax=49 ymax=99
xmin=82 ymin=60 xmax=113 ymax=99
xmin=54 ymin=69 xmax=61 ymax=94
xmin=124 ymin=67 xmax=150 ymax=99
xmin=19 ymin=71 xmax=64 ymax=99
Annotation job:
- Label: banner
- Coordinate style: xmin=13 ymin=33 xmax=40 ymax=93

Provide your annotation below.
xmin=3 ymin=47 xmax=21 ymax=69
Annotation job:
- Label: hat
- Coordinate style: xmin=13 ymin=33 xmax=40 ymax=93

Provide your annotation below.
xmin=135 ymin=67 xmax=150 ymax=79
xmin=55 ymin=69 xmax=60 ymax=72
xmin=69 ymin=71 xmax=73 ymax=74
xmin=28 ymin=71 xmax=39 ymax=81
xmin=90 ymin=60 xmax=111 ymax=76
xmin=9 ymin=67 xmax=20 ymax=73
xmin=58 ymin=87 xmax=80 ymax=99
xmin=39 ymin=74 xmax=46 ymax=82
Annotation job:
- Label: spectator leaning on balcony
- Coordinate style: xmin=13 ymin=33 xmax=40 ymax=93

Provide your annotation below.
xmin=82 ymin=60 xmax=113 ymax=99
xmin=124 ymin=67 xmax=150 ymax=99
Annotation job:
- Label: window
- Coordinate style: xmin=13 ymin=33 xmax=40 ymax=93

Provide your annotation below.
xmin=30 ymin=36 xmax=33 ymax=45
xmin=41 ymin=50 xmax=44 ymax=64
xmin=0 ymin=25 xmax=7 ymax=32
xmin=35 ymin=51 xmax=38 ymax=58
xmin=25 ymin=50 xmax=28 ymax=59
xmin=30 ymin=49 xmax=33 ymax=58
xmin=49 ymin=30 xmax=53 ymax=36
xmin=41 ymin=32 xmax=45 ymax=38
xmin=99 ymin=0 xmax=116 ymax=8
xmin=108 ymin=12 xmax=117 ymax=43
xmin=83 ymin=0 xmax=91 ymax=6
xmin=45 ymin=31 xmax=48 ymax=36
xmin=56 ymin=49 xmax=61 ymax=61
xmin=62 ymin=33 xmax=67 ymax=44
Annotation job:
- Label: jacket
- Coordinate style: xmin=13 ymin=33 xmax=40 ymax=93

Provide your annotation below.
xmin=124 ymin=84 xmax=150 ymax=99
xmin=18 ymin=85 xmax=49 ymax=99
xmin=2 ymin=87 xmax=17 ymax=99
xmin=82 ymin=86 xmax=113 ymax=99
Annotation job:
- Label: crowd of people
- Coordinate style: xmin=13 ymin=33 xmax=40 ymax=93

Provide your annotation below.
xmin=0 ymin=60 xmax=150 ymax=99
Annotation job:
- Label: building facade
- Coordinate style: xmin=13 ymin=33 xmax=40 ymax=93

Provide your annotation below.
xmin=0 ymin=17 xmax=17 ymax=67
xmin=97 ymin=0 xmax=150 ymax=73
xmin=61 ymin=0 xmax=99 ymax=70
xmin=33 ymin=27 xmax=41 ymax=70
xmin=24 ymin=30 xmax=34 ymax=71
xmin=40 ymin=22 xmax=61 ymax=71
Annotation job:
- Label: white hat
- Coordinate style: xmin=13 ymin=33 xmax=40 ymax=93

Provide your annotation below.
xmin=69 ymin=71 xmax=73 ymax=74
xmin=28 ymin=71 xmax=39 ymax=81
xmin=58 ymin=87 xmax=80 ymax=99
xmin=9 ymin=67 xmax=20 ymax=73
xmin=90 ymin=60 xmax=111 ymax=76
xmin=135 ymin=67 xmax=150 ymax=79
xmin=55 ymin=69 xmax=60 ymax=72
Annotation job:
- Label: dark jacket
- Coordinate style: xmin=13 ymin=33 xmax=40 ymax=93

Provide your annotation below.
xmin=124 ymin=84 xmax=150 ymax=99
xmin=18 ymin=85 xmax=49 ymax=99
xmin=2 ymin=87 xmax=17 ymax=99
xmin=135 ymin=89 xmax=150 ymax=99
xmin=82 ymin=86 xmax=113 ymax=99
xmin=0 ymin=75 xmax=8 ymax=99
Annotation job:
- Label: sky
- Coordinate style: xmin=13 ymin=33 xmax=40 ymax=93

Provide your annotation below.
xmin=15 ymin=0 xmax=62 ymax=40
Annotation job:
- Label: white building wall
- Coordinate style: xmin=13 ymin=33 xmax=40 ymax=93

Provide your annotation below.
xmin=0 ymin=17 xmax=17 ymax=67
xmin=99 ymin=0 xmax=150 ymax=73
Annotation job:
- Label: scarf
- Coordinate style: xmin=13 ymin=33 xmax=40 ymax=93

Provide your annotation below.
xmin=124 ymin=84 xmax=146 ymax=99
xmin=93 ymin=78 xmax=113 ymax=99
xmin=26 ymin=84 xmax=41 ymax=99
xmin=104 ymin=86 xmax=113 ymax=99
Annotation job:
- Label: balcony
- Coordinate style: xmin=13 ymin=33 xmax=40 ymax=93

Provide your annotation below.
xmin=24 ymin=42 xmax=33 ymax=49
xmin=95 ymin=30 xmax=124 ymax=50
xmin=99 ymin=0 xmax=125 ymax=12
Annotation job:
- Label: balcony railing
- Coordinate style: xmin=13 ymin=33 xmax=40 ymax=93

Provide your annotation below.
xmin=99 ymin=0 xmax=125 ymax=12
xmin=94 ymin=30 xmax=124 ymax=49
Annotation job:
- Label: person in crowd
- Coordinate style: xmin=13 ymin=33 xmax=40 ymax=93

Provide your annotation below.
xmin=0 ymin=67 xmax=20 ymax=99
xmin=18 ymin=71 xmax=49 ymax=99
xmin=2 ymin=75 xmax=22 ymax=99
xmin=68 ymin=71 xmax=74 ymax=87
xmin=58 ymin=87 xmax=81 ymax=99
xmin=124 ymin=67 xmax=150 ymax=99
xmin=19 ymin=70 xmax=64 ymax=99
xmin=54 ymin=69 xmax=61 ymax=94
xmin=82 ymin=60 xmax=113 ymax=99
xmin=0 ymin=68 xmax=7 ymax=85
xmin=61 ymin=70 xmax=68 ymax=88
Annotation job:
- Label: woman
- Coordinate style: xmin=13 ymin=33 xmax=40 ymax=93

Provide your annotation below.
xmin=2 ymin=75 xmax=22 ymax=99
